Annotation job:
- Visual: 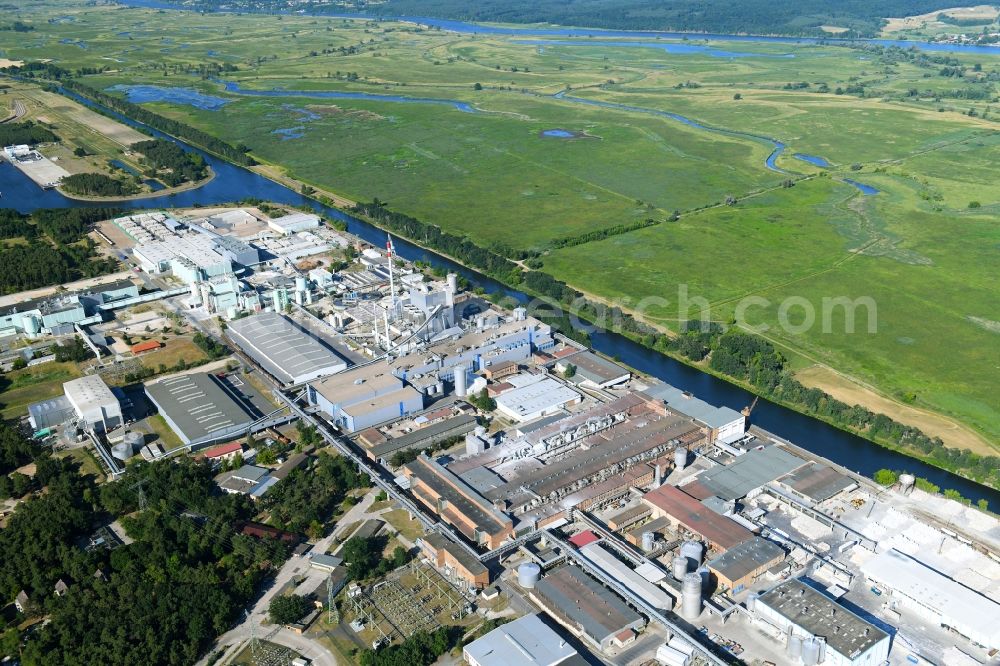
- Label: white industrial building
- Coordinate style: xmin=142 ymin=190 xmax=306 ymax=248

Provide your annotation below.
xmin=495 ymin=375 xmax=582 ymax=423
xmin=63 ymin=375 xmax=122 ymax=433
xmin=226 ymin=312 xmax=348 ymax=385
xmin=861 ymin=548 xmax=1000 ymax=650
xmin=267 ymin=212 xmax=321 ymax=235
xmin=309 ymin=368 xmax=424 ymax=433
xmin=578 ymin=542 xmax=675 ymax=612
xmin=751 ymin=578 xmax=890 ymax=666
xmin=463 ymin=613 xmax=582 ymax=666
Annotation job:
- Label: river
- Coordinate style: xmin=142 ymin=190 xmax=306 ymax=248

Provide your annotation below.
xmin=2 ymin=89 xmax=996 ymax=507
xmin=119 ymin=0 xmax=1000 ymax=56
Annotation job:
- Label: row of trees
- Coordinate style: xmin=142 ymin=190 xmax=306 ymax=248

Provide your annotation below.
xmin=0 ymin=120 xmax=57 ymax=146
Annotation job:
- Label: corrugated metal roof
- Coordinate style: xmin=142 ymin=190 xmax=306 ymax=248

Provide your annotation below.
xmin=696 ymin=446 xmax=804 ymax=500
xmin=642 ymin=381 xmax=744 ymax=428
xmin=706 ymin=536 xmax=784 ymax=581
xmin=643 ymin=484 xmax=752 ymax=550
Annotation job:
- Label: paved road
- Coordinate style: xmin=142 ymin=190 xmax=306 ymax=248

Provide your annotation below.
xmin=196 ymin=490 xmax=381 ymax=666
xmin=0 ymin=98 xmax=25 ymax=124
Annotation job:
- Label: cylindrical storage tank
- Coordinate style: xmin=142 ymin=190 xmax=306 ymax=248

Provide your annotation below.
xmin=899 ymin=473 xmax=915 ymax=493
xmin=802 ymin=638 xmax=820 ymax=666
xmin=681 ymin=573 xmax=702 ymax=620
xmin=642 ymin=531 xmax=655 ymax=552
xmin=787 ymin=635 xmax=803 ymax=659
xmin=517 ymin=563 xmax=541 ymax=589
xmin=654 ymin=464 xmax=663 ymax=487
xmin=680 ymin=541 xmax=704 ymax=567
xmin=697 ymin=566 xmax=711 ymax=591
xmin=454 ymin=364 xmax=468 ymax=397
xmin=295 ymin=276 xmax=308 ymax=292
xmin=447 ymin=273 xmax=458 ymax=295
xmin=124 ymin=430 xmax=144 ymax=452
xmin=672 ymin=555 xmax=689 ymax=580
xmin=674 ymin=446 xmax=688 ymax=470
xmin=111 ymin=442 xmax=132 ymax=461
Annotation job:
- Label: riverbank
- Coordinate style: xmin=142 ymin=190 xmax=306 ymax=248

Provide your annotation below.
xmin=57 ymin=166 xmax=217 ymax=202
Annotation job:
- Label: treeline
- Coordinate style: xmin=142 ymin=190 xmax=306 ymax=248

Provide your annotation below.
xmin=163 ymin=0 xmax=967 ymax=37
xmin=548 ymin=217 xmax=660 ymax=250
xmin=0 ymin=208 xmax=121 ymax=293
xmin=60 ymin=172 xmax=138 ymax=197
xmin=0 ymin=61 xmax=72 ymax=80
xmin=359 ymin=626 xmax=463 ymax=666
xmin=63 ymin=80 xmax=256 ymax=166
xmin=132 ymin=138 xmax=207 ymax=186
xmin=0 ymin=21 xmax=33 ymax=32
xmin=3 ymin=455 xmax=291 ymax=665
xmin=0 ymin=121 xmax=58 ymax=146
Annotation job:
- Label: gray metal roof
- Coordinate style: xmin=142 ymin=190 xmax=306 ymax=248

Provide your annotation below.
xmin=706 ymin=536 xmax=784 ymax=581
xmin=697 ymin=446 xmax=804 ymax=500
xmin=757 ymin=578 xmax=888 ymax=658
xmin=144 ymin=372 xmax=255 ymax=444
xmin=463 ymin=613 xmax=578 ymax=666
xmin=777 ymin=462 xmax=856 ymax=502
xmin=643 ymin=381 xmax=744 ymax=428
xmin=227 ymin=312 xmax=347 ymax=384
xmin=533 ymin=565 xmax=642 ymax=645
xmin=421 ymin=532 xmax=488 ymax=577
xmin=370 ymin=414 xmax=478 ymax=459
xmin=564 ymin=351 xmax=630 ymax=386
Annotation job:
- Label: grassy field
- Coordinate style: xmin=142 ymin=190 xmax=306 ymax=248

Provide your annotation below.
xmin=2 ymin=1 xmax=998 ymax=449
xmin=0 ymin=361 xmax=83 ymax=420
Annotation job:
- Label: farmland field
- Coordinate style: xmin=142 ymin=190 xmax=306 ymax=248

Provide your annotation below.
xmin=1 ymin=0 xmax=998 ymax=448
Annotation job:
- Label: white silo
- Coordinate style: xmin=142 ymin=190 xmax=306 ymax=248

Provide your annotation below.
xmin=446 ymin=272 xmax=458 ymax=297
xmin=654 ymin=464 xmax=663 ymax=488
xmin=642 ymin=531 xmax=656 ymax=552
xmin=801 ymin=637 xmax=821 ymax=666
xmin=674 ymin=446 xmax=688 ymax=470
xmin=513 ymin=306 xmax=526 ymax=321
xmin=899 ymin=473 xmax=916 ymax=495
xmin=453 ymin=364 xmax=468 ymax=397
xmin=517 ymin=562 xmax=541 ymax=589
xmin=672 ymin=555 xmax=689 ymax=580
xmin=680 ymin=572 xmax=702 ymax=619
xmin=680 ymin=540 xmax=704 ymax=567
xmin=787 ymin=634 xmax=803 ymax=660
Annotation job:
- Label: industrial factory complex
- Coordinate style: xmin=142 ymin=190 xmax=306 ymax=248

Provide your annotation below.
xmin=7 ymin=205 xmax=1000 ymax=666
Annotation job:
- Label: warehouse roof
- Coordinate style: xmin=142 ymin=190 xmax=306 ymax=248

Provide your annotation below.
xmin=533 ymin=565 xmax=643 ymax=645
xmin=777 ymin=462 xmax=856 ymax=502
xmin=64 ymin=375 xmax=118 ymax=414
xmin=696 ymin=446 xmax=805 ymax=500
xmin=371 ymin=414 xmax=478 ymax=459
xmin=706 ymin=536 xmax=784 ymax=582
xmin=861 ymin=548 xmax=1000 ymax=649
xmin=580 ymin=543 xmax=674 ymax=612
xmin=642 ymin=381 xmax=744 ymax=429
xmin=145 ymin=373 xmax=255 ymax=443
xmin=642 ymin=484 xmax=752 ymax=550
xmin=463 ymin=613 xmax=579 ymax=666
xmin=227 ymin=312 xmax=347 ymax=384
xmin=495 ymin=376 xmax=580 ymax=420
xmin=421 ymin=532 xmax=488 ymax=578
xmin=758 ymin=578 xmax=887 ymax=658
xmin=563 ymin=351 xmax=630 ymax=387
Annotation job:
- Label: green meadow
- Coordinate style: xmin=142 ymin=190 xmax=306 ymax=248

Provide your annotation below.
xmin=2 ymin=1 xmax=999 ymax=447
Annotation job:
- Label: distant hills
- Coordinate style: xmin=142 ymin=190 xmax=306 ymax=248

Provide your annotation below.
xmin=167 ymin=0 xmax=974 ymax=37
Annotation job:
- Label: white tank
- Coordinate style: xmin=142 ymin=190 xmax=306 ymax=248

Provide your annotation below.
xmin=681 ymin=573 xmax=702 ymax=620
xmin=746 ymin=592 xmax=759 ymax=612
xmin=801 ymin=638 xmax=821 ymax=666
xmin=295 ymin=275 xmax=308 ymax=293
xmin=680 ymin=541 xmax=704 ymax=567
xmin=642 ymin=531 xmax=655 ymax=552
xmin=517 ymin=563 xmax=541 ymax=589
xmin=23 ymin=315 xmax=40 ymax=336
xmin=787 ymin=634 xmax=803 ymax=658
xmin=674 ymin=446 xmax=688 ymax=470
xmin=124 ymin=431 xmax=144 ymax=452
xmin=672 ymin=555 xmax=689 ymax=580
xmin=446 ymin=273 xmax=458 ymax=295
xmin=454 ymin=364 xmax=468 ymax=397
xmin=899 ymin=473 xmax=915 ymax=492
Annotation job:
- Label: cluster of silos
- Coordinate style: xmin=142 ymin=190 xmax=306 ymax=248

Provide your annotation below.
xmin=111 ymin=431 xmax=144 ymax=462
xmin=517 ymin=562 xmax=541 ymax=589
xmin=786 ymin=635 xmax=826 ymax=665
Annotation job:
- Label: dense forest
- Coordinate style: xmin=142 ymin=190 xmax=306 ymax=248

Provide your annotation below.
xmin=131 ymin=138 xmax=207 ymax=187
xmin=160 ymin=0 xmax=967 ymax=37
xmin=0 ymin=208 xmax=121 ymax=294
xmin=0 ymin=121 xmax=57 ymax=147
xmin=0 ymin=440 xmax=291 ymax=666
xmin=60 ymin=172 xmax=138 ymax=197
